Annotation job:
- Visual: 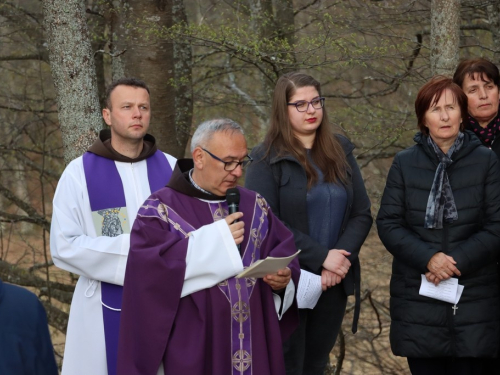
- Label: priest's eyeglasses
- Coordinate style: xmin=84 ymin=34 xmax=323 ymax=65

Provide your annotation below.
xmin=202 ymin=148 xmax=253 ymax=171
xmin=287 ymin=97 xmax=325 ymax=112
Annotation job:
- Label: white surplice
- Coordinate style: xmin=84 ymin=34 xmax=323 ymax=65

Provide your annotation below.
xmin=51 ymin=153 xmax=176 ymax=375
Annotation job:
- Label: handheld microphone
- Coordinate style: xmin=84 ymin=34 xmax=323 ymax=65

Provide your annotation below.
xmin=226 ymin=188 xmax=241 ymax=251
xmin=226 ymin=188 xmax=240 ymax=223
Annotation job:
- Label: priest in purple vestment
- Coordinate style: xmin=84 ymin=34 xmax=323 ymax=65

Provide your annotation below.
xmin=117 ymin=118 xmax=300 ymax=375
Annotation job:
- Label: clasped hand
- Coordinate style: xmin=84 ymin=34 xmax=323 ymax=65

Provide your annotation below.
xmin=321 ymin=249 xmax=351 ymax=291
xmin=425 ymin=252 xmax=461 ymax=286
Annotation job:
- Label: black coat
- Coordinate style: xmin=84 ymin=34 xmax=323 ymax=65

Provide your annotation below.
xmin=245 ymin=135 xmax=372 ymax=329
xmin=465 ymin=113 xmax=500 ymax=160
xmin=376 ymin=131 xmax=500 ymax=358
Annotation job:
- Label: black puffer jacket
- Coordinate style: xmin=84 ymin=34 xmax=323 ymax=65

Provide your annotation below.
xmin=377 ymin=131 xmax=500 ymax=358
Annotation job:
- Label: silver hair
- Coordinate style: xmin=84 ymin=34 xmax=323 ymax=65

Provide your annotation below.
xmin=190 ymin=118 xmax=245 ymax=153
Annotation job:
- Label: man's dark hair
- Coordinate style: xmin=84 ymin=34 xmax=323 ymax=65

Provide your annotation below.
xmin=105 ymin=78 xmax=150 ymax=109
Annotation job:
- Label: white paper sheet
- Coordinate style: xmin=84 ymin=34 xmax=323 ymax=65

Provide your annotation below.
xmin=235 ymin=250 xmax=301 ymax=279
xmin=296 ymin=269 xmax=323 ymax=309
xmin=419 ymin=274 xmax=464 ymax=304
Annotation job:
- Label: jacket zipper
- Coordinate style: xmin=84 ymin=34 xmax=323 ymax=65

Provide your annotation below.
xmin=442 ymin=223 xmax=456 ymax=357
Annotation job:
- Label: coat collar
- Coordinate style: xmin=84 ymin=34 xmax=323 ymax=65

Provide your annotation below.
xmin=414 ymin=130 xmax=483 ymax=163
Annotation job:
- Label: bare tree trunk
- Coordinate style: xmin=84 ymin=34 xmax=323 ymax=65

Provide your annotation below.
xmin=87 ymin=0 xmax=108 ymax=111
xmin=272 ymin=0 xmax=296 ymax=72
xmin=110 ymin=0 xmax=193 ymax=158
xmin=486 ymin=2 xmax=500 ymax=66
xmin=43 ymin=0 xmax=102 ymax=164
xmin=231 ymin=0 xmax=296 ymax=133
xmin=430 ymin=0 xmax=460 ymax=76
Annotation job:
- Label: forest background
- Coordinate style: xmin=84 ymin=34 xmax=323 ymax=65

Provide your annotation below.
xmin=0 ymin=0 xmax=498 ymax=373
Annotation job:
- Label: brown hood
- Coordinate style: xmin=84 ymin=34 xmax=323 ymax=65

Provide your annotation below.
xmin=167 ymin=159 xmax=226 ymax=201
xmin=87 ymin=129 xmax=158 ymax=162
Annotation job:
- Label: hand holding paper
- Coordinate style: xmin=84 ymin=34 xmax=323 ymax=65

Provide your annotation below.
xmin=263 ymin=267 xmax=291 ymax=291
xmin=419 ymin=274 xmax=464 ymax=304
xmin=297 ymin=269 xmax=322 ymax=309
xmin=236 ymin=250 xmax=301 ymax=279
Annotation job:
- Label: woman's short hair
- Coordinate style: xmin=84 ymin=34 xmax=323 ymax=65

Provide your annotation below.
xmin=453 ymin=58 xmax=500 ymax=89
xmin=415 ymin=76 xmax=468 ymax=135
xmin=190 ymin=118 xmax=244 ymax=153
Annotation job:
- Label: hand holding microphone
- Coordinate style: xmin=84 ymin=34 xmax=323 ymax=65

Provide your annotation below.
xmin=225 ymin=188 xmax=244 ymax=246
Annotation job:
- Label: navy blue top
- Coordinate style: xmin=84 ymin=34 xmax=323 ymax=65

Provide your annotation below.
xmin=306 ymin=153 xmax=347 ymax=249
xmin=0 ymin=279 xmax=58 ymax=375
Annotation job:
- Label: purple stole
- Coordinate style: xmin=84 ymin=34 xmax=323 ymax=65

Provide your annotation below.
xmin=82 ymin=151 xmax=172 ymax=375
xmin=142 ymin=195 xmax=269 ymax=375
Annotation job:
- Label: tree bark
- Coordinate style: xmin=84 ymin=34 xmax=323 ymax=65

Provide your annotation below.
xmin=43 ymin=0 xmax=102 ymax=164
xmin=486 ymin=2 xmax=500 ymax=66
xmin=430 ymin=0 xmax=461 ymax=76
xmin=110 ymin=0 xmax=193 ymax=158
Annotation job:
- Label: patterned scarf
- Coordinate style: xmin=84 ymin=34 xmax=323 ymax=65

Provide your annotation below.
xmin=424 ymin=132 xmax=464 ymax=229
xmin=467 ymin=112 xmax=500 ymax=148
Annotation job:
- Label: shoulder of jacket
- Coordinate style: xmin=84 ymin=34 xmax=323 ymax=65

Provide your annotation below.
xmin=334 ymin=133 xmax=355 ymax=155
xmin=249 ymin=142 xmax=270 ymax=161
xmin=394 ymin=144 xmax=423 ymax=161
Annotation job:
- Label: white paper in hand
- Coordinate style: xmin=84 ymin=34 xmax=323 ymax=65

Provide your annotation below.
xmin=235 ymin=250 xmax=300 ymax=279
xmin=419 ymin=274 xmax=464 ymax=304
xmin=296 ymin=269 xmax=322 ymax=309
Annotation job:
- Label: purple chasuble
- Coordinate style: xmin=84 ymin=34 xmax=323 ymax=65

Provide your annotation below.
xmin=82 ymin=151 xmax=172 ymax=375
xmin=117 ymin=184 xmax=300 ymax=375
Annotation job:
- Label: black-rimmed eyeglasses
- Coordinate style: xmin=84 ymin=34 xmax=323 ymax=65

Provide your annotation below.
xmin=202 ymin=148 xmax=253 ymax=171
xmin=287 ymin=97 xmax=325 ymax=112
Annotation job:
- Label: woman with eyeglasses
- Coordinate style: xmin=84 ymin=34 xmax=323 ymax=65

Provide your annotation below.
xmin=245 ymin=72 xmax=372 ymax=375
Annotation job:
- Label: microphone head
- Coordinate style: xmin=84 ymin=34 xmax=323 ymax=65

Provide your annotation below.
xmin=226 ymin=187 xmax=240 ymax=205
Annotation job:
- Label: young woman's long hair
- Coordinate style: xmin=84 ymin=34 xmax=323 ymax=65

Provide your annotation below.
xmin=264 ymin=72 xmax=349 ymax=188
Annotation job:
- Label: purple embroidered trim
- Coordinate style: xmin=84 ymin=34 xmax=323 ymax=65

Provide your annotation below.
xmin=137 ymin=198 xmax=195 ymax=238
xmin=208 ymin=198 xmax=269 ymax=375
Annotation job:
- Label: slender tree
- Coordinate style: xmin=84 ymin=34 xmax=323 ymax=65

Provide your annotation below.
xmin=43 ymin=0 xmax=102 ymax=163
xmin=430 ymin=0 xmax=461 ymax=76
xmin=110 ymin=0 xmax=193 ymax=157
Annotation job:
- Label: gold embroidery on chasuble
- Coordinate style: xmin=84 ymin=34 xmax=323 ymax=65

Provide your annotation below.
xmin=233 ymin=350 xmax=252 ymax=372
xmin=137 ymin=199 xmax=194 ymax=238
xmin=212 ymin=203 xmax=228 ymax=222
xmin=232 ymin=301 xmax=250 ymax=324
xmin=245 ymin=278 xmax=255 ymax=288
xmin=206 ymin=196 xmax=270 ymax=374
xmin=231 ymin=278 xmax=252 ymax=373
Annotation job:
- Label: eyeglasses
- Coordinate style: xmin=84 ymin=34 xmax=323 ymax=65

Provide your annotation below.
xmin=202 ymin=148 xmax=253 ymax=171
xmin=287 ymin=97 xmax=325 ymax=112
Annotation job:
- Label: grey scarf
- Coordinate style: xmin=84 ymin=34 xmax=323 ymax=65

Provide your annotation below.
xmin=424 ymin=132 xmax=464 ymax=229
